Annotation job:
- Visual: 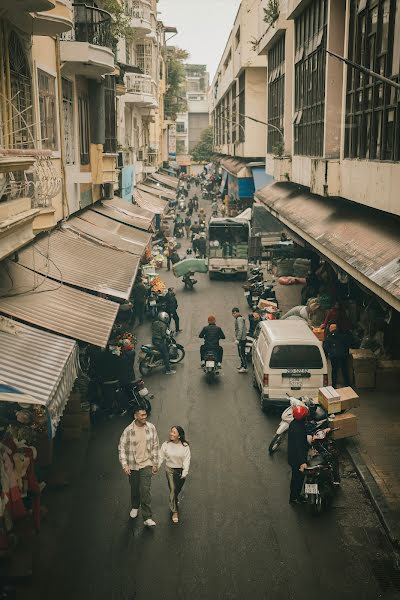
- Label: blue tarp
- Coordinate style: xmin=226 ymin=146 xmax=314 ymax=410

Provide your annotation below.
xmin=252 ymin=167 xmax=274 ymax=191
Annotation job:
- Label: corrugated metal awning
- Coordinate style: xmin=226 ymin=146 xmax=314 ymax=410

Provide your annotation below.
xmin=18 ymin=229 xmax=139 ymax=300
xmin=256 ymin=182 xmax=400 ymax=311
xmin=150 ymin=173 xmax=178 ymax=189
xmin=0 ymin=318 xmax=79 ymax=435
xmin=105 ymin=197 xmax=154 ymax=228
xmin=80 ymin=210 xmax=152 ymax=247
xmin=221 ymin=157 xmax=253 ymax=178
xmin=92 ymin=198 xmax=153 ymax=232
xmin=63 ymin=216 xmax=145 ymax=257
xmin=137 ymin=182 xmax=176 ymax=201
xmin=134 ymin=188 xmax=168 ymax=215
xmin=0 ymin=262 xmax=118 ymax=347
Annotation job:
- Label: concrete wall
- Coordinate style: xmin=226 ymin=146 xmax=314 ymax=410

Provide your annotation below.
xmin=188 ymin=113 xmax=209 ymax=151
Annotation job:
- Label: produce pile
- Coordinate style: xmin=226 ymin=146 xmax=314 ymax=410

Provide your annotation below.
xmin=150 ymin=276 xmax=166 ymax=294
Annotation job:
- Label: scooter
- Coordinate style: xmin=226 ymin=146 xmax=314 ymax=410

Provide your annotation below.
xmin=268 ymin=395 xmax=327 ymax=454
xmin=202 ymin=350 xmax=221 ymax=383
xmin=178 ymin=199 xmax=186 ymax=212
xmin=139 ymin=332 xmax=185 ymax=376
xmin=303 ymin=427 xmax=339 ymax=515
xmin=182 ymin=271 xmax=197 ymax=291
xmin=245 ymin=334 xmax=255 ymax=359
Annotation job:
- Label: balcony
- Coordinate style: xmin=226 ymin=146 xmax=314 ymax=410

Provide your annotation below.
xmin=124 ymin=74 xmax=158 ymax=108
xmin=125 ymin=0 xmax=151 ymax=36
xmin=143 ymin=147 xmax=159 ymax=174
xmin=60 ymin=3 xmax=115 ymax=79
xmin=5 ymin=0 xmax=72 ymax=36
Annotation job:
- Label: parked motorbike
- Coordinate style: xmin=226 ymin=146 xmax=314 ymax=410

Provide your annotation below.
xmin=245 ymin=334 xmax=256 ymax=359
xmin=139 ymin=332 xmax=185 ymax=376
xmin=121 ymin=379 xmax=153 ymax=414
xmin=147 ymin=292 xmax=159 ymax=320
xmin=202 ymin=350 xmax=221 ymax=383
xmin=182 ymin=271 xmax=197 ymax=291
xmin=268 ymin=395 xmax=327 ymax=454
xmin=303 ymin=427 xmax=339 ymax=515
xmin=175 ymin=223 xmax=184 ymax=238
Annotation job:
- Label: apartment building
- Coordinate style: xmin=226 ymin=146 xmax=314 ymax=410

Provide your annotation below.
xmin=254 ymin=0 xmax=400 ymax=315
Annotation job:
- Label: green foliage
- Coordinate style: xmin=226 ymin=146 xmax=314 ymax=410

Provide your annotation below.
xmin=191 ymin=127 xmax=214 ymax=162
xmin=102 ymin=0 xmax=135 ymax=44
xmin=263 ymin=0 xmax=280 ymax=25
xmin=272 ymin=141 xmax=284 ymax=157
xmin=164 ymin=46 xmax=190 ymax=120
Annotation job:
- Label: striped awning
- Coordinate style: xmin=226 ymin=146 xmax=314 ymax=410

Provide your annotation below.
xmin=134 ymin=188 xmax=168 ymax=215
xmin=150 ymin=172 xmax=178 ymax=189
xmin=92 ymin=198 xmax=154 ymax=232
xmin=79 ymin=210 xmax=152 ymax=248
xmin=0 ymin=318 xmax=79 ymax=435
xmin=137 ymin=182 xmax=176 ymax=201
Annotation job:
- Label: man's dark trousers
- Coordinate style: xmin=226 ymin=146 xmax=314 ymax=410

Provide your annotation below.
xmin=168 ymin=311 xmax=180 ymax=332
xmin=290 ymin=466 xmax=305 ymax=502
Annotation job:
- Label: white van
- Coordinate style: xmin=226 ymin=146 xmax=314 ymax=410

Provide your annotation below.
xmin=252 ymin=320 xmax=328 ymax=412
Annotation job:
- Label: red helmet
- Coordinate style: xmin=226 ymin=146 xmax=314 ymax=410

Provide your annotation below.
xmin=208 ymin=315 xmax=216 ymax=324
xmin=293 ymin=405 xmax=309 ymax=421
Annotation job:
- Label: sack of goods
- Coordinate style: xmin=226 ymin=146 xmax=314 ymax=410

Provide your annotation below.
xmin=172 ymin=258 xmax=208 ymax=277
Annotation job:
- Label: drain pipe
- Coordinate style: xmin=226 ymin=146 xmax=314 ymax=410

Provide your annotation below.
xmin=55 ymin=35 xmax=70 ymax=221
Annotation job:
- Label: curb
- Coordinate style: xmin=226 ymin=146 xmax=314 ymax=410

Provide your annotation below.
xmin=346 ymin=440 xmax=400 ymax=549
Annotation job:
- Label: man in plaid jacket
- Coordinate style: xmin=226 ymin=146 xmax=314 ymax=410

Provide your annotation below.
xmin=118 ymin=408 xmax=160 ymax=527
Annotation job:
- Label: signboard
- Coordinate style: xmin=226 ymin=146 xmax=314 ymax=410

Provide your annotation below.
xmin=168 ymin=124 xmax=177 ymax=160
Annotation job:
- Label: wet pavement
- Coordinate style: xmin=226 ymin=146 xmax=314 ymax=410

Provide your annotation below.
xmin=21 ymin=192 xmax=400 ymax=600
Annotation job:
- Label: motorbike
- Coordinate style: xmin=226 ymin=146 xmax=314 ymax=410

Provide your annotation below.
xmin=178 ymin=199 xmax=186 ymax=212
xmin=139 ymin=332 xmax=185 ymax=376
xmin=268 ymin=395 xmax=327 ymax=454
xmin=182 ymin=271 xmax=197 ymax=291
xmin=245 ymin=334 xmax=255 ymax=359
xmin=175 ymin=223 xmax=184 ymax=238
xmin=202 ymin=350 xmax=220 ymax=383
xmin=303 ymin=427 xmax=339 ymax=515
xmin=121 ymin=379 xmax=153 ymax=414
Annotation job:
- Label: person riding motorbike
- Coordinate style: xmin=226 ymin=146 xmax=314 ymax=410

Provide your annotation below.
xmin=199 ymin=316 xmax=225 ymax=367
xmin=288 ymin=405 xmax=310 ymax=504
xmin=151 ymin=312 xmax=176 ymax=375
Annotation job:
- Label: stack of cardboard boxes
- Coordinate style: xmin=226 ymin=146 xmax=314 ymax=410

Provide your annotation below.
xmin=317 ymin=386 xmax=360 ymax=440
xmin=350 ymin=349 xmax=377 ymax=389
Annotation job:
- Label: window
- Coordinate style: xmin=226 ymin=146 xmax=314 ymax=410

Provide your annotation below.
xmin=294 ymin=0 xmax=327 ymax=156
xmin=268 ymin=35 xmax=285 ymax=153
xmin=345 ymin=0 xmax=399 ymax=161
xmin=78 ymin=96 xmax=90 ymax=165
xmin=269 ymin=345 xmax=323 ymax=369
xmin=176 ymin=122 xmax=185 ymax=133
xmin=104 ymin=75 xmax=117 ymax=154
xmin=224 ymin=50 xmax=232 ymax=71
xmin=231 ymin=81 xmax=237 ymax=143
xmin=235 ymin=27 xmax=241 ymax=49
xmin=136 ymin=42 xmax=153 ymax=77
xmin=238 ymin=72 xmax=246 ymax=142
xmin=38 ymin=69 xmax=57 ymax=150
xmin=62 ymin=78 xmax=75 ymax=165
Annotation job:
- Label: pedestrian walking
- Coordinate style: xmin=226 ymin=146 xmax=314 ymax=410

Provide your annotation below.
xmin=184 ymin=213 xmax=192 ymax=239
xmin=287 ymin=405 xmax=309 ymax=505
xmin=130 ymin=279 xmax=148 ymax=326
xmin=193 ymin=196 xmax=199 ymax=211
xmin=165 ymin=287 xmax=181 ymax=332
xmin=187 ymin=198 xmax=194 ymax=215
xmin=118 ymin=407 xmax=160 ymax=527
xmin=220 ymin=203 xmax=226 ymax=218
xmin=323 ymin=324 xmax=353 ymax=388
xmin=232 ymin=307 xmax=248 ymax=372
xmin=197 ymin=233 xmax=207 ymax=258
xmin=158 ymin=426 xmax=191 ymax=523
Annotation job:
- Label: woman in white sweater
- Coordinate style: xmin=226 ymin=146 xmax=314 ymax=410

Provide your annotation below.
xmin=158 ymin=425 xmax=191 ymax=523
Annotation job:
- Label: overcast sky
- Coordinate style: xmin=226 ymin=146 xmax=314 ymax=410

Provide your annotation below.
xmin=157 ymin=0 xmax=242 ymax=81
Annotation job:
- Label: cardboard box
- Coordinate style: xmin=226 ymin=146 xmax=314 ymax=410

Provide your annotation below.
xmin=354 ymin=371 xmax=376 ymax=389
xmin=331 ymin=412 xmax=358 ymax=440
xmin=350 ymin=349 xmax=376 ymax=373
xmin=338 ymin=387 xmax=360 ymax=410
xmin=318 ymin=386 xmax=341 ymax=414
xmin=312 ymin=327 xmax=325 ymax=342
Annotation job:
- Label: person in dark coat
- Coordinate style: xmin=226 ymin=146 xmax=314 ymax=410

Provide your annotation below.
xmin=323 ymin=324 xmax=353 ymax=388
xmin=131 ymin=280 xmax=148 ymax=325
xmin=287 ymin=405 xmax=310 ymax=504
xmin=165 ymin=287 xmax=181 ymax=333
xmin=199 ymin=316 xmax=225 ymax=365
xmin=197 ymin=234 xmax=207 ymax=259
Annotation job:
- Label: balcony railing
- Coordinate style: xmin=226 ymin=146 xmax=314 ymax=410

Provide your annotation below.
xmin=125 ymin=0 xmax=151 ymax=22
xmin=62 ymin=3 xmax=113 ymax=48
xmin=144 ymin=151 xmax=158 ymax=167
xmin=125 ymin=74 xmax=157 ymax=98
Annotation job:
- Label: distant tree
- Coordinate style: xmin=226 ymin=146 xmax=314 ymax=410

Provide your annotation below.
xmin=191 ymin=127 xmax=214 ymax=162
xmin=165 ymin=47 xmax=190 ymax=120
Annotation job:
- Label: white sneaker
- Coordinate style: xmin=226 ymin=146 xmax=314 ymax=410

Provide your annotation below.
xmin=238 ymin=367 xmax=248 ymax=373
xmin=130 ymin=508 xmax=138 ymax=519
xmin=144 ymin=518 xmax=156 ymax=527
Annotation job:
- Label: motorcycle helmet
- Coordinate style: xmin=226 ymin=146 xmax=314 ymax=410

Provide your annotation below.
xmin=157 ymin=311 xmax=170 ymax=324
xmin=293 ymin=405 xmax=309 ymax=421
xmin=208 ymin=315 xmax=216 ymax=324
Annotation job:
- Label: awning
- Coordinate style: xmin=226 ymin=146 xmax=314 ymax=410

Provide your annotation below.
xmin=0 ymin=262 xmax=118 ymax=347
xmin=18 ymin=229 xmax=139 ymax=300
xmin=150 ymin=173 xmax=178 ymax=190
xmin=79 ymin=210 xmax=152 ymax=248
xmin=256 ymin=182 xmax=400 ymax=311
xmin=220 ymin=157 xmax=253 ymax=178
xmin=92 ymin=197 xmax=154 ymax=232
xmin=63 ymin=216 xmax=144 ymax=257
xmin=252 ymin=167 xmax=273 ymax=191
xmin=137 ymin=182 xmax=176 ymax=201
xmin=0 ymin=318 xmax=79 ymax=435
xmin=134 ymin=188 xmax=168 ymax=215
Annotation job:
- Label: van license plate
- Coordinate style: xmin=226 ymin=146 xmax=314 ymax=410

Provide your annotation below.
xmin=289 ymin=378 xmax=302 ymax=387
xmin=305 ymin=483 xmax=318 ymax=495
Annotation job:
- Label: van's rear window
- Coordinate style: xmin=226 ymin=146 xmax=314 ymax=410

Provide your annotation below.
xmin=269 ymin=345 xmax=323 ymax=369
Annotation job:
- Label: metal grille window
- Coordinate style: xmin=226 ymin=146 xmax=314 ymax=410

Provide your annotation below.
xmin=38 ymin=69 xmax=57 ymax=150
xmin=136 ymin=42 xmax=154 ymax=77
xmin=176 ymin=122 xmax=185 ymax=133
xmin=231 ymin=81 xmax=237 ymax=143
xmin=294 ymin=0 xmax=327 ymax=157
xmin=238 ymin=72 xmax=245 ymax=142
xmin=345 ymin=0 xmax=399 ymax=161
xmin=62 ymin=78 xmax=75 ymax=165
xmin=268 ymin=35 xmax=285 ymax=153
xmin=226 ymin=91 xmax=231 ymax=144
xmin=104 ymin=75 xmax=117 ymax=154
xmin=78 ymin=96 xmax=90 ymax=165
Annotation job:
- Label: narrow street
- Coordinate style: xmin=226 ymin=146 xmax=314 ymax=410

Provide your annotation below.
xmin=24 ymin=196 xmax=400 ymax=600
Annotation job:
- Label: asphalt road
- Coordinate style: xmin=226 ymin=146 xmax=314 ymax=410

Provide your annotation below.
xmin=26 ymin=193 xmax=400 ymax=600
